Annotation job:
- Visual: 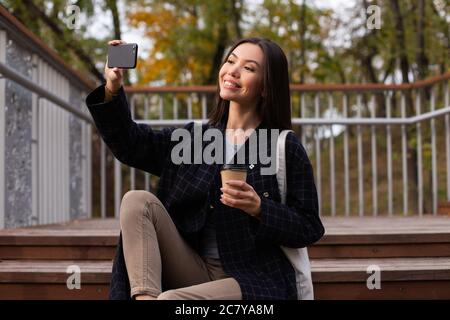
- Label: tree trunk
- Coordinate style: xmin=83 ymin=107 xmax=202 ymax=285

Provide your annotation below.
xmin=390 ymin=0 xmax=418 ymax=214
xmin=415 ymin=0 xmax=428 ymax=80
xmin=382 ymin=57 xmax=395 ymax=83
xmin=359 ymin=0 xmax=386 ymax=117
xmin=205 ymin=24 xmax=228 ymax=85
xmin=299 ymin=0 xmax=306 ymax=84
xmin=231 ymin=0 xmax=243 ymax=39
xmin=106 ymin=0 xmax=122 ymax=40
xmin=390 ymin=0 xmax=412 ymax=87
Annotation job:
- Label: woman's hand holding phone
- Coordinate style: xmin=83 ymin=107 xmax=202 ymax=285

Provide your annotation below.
xmin=104 ymin=40 xmax=125 ymax=95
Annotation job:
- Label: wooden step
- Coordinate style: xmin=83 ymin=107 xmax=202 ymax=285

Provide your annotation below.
xmin=312 ymin=257 xmax=450 ymax=299
xmin=0 ymin=219 xmax=119 ymax=260
xmin=1 ymin=217 xmax=450 ymax=299
xmin=2 ymin=217 xmax=450 ymax=260
xmin=2 ymin=257 xmax=450 ymax=300
xmin=310 ymin=216 xmax=450 ymax=258
xmin=0 ymin=260 xmax=111 ymax=300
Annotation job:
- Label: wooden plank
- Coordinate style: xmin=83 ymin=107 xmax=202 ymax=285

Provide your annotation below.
xmin=5 ymin=216 xmax=450 ymax=239
xmin=0 ymin=219 xmax=119 ymax=246
xmin=311 ymin=257 xmax=450 ymax=270
xmin=311 ymin=257 xmax=450 ymax=282
xmin=314 ymin=281 xmax=450 ymax=299
xmin=0 ymin=246 xmax=116 ymax=260
xmin=0 ymin=260 xmax=112 ymax=283
xmin=0 ymin=218 xmax=119 ymax=232
xmin=0 ymin=283 xmax=109 ymax=300
xmin=316 ymin=216 xmax=450 ymax=245
xmin=3 ymin=216 xmax=450 ymax=235
xmin=317 ymin=233 xmax=450 ymax=245
xmin=309 ymin=243 xmax=450 ymax=258
xmin=4 ymin=281 xmax=450 ymax=300
xmin=4 ymin=280 xmax=449 ymax=300
xmin=321 ymin=216 xmax=450 ymax=233
xmin=0 ymin=235 xmax=118 ymax=246
xmin=3 ymin=258 xmax=450 ymax=284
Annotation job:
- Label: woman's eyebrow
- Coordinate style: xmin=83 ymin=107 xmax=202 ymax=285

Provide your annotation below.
xmin=230 ymin=53 xmax=260 ymax=67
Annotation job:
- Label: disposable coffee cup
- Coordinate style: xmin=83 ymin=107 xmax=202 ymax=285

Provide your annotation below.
xmin=220 ymin=163 xmax=247 ymax=189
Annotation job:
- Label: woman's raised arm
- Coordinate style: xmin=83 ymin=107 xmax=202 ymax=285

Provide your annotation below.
xmin=85 ymin=40 xmax=176 ymax=177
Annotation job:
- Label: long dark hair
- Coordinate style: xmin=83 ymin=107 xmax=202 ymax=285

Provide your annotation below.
xmin=207 ymin=37 xmax=292 ymax=130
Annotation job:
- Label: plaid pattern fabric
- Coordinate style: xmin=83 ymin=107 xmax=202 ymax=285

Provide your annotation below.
xmin=86 ymin=85 xmax=325 ymax=300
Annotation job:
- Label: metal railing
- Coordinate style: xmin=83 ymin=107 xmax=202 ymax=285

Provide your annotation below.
xmin=0 ymin=62 xmax=93 ymax=124
xmin=104 ymin=73 xmax=450 ymax=218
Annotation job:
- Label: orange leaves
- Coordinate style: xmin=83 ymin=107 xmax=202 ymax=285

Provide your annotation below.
xmin=127 ymin=3 xmax=207 ymax=85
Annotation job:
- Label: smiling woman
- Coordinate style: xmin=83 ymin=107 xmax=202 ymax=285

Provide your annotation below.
xmin=219 ymin=43 xmax=264 ymax=107
xmin=209 ymin=37 xmax=292 ymax=132
xmin=86 ymin=37 xmax=324 ymax=300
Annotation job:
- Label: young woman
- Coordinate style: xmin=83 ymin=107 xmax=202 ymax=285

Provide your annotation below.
xmin=86 ymin=37 xmax=324 ymax=300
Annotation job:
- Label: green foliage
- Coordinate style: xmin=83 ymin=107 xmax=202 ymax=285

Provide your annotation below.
xmin=1 ymin=0 xmax=113 ymax=81
xmin=128 ymin=0 xmax=245 ymax=85
xmin=1 ymin=0 xmax=448 ymax=85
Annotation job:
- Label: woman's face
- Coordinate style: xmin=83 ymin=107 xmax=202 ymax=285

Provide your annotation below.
xmin=218 ymin=42 xmax=264 ymax=107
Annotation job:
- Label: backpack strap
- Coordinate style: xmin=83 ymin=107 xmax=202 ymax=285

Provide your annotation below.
xmin=276 ymin=130 xmax=294 ymax=204
xmin=276 ymin=129 xmax=315 ymax=300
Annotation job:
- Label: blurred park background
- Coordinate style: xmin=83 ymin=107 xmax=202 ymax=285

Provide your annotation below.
xmin=1 ymin=0 xmax=448 ymax=86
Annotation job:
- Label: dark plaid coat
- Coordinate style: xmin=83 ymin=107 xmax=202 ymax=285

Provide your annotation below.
xmin=86 ymin=85 xmax=325 ymax=300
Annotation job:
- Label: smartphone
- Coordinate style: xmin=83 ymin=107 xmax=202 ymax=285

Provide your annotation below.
xmin=107 ymin=43 xmax=138 ymax=69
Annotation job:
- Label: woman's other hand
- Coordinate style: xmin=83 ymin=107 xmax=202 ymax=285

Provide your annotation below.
xmin=220 ymin=180 xmax=262 ymax=218
xmin=104 ymin=39 xmax=125 ymax=94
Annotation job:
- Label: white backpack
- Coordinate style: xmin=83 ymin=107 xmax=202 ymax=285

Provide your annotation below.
xmin=276 ymin=130 xmax=314 ymax=300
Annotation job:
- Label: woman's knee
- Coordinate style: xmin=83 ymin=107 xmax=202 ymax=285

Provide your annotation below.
xmin=157 ymin=289 xmax=183 ymax=300
xmin=119 ymin=190 xmax=161 ymax=228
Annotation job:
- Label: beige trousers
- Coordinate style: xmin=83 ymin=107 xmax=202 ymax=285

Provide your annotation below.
xmin=119 ymin=190 xmax=242 ymax=300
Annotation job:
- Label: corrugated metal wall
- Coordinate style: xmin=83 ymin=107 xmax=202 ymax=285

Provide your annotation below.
xmin=35 ymin=58 xmax=71 ymax=225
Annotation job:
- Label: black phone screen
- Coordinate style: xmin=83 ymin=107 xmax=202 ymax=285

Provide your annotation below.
xmin=107 ymin=43 xmax=138 ymax=69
